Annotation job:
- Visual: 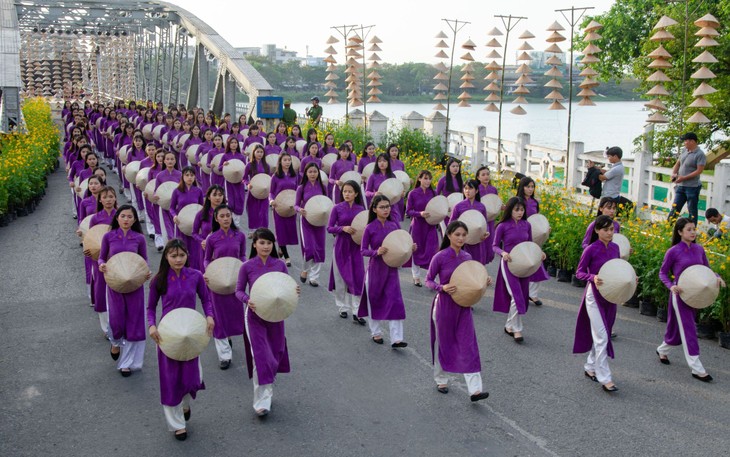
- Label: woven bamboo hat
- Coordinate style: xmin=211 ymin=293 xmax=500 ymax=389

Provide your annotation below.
xmin=199 ymin=153 xmax=211 ymax=174
xmin=186 ymin=144 xmax=200 ymax=165
xmin=136 ymin=167 xmax=151 ymax=191
xmin=75 ymin=178 xmax=89 ymax=197
xmin=250 ymin=272 xmax=299 ymax=322
xmin=295 ymin=140 xmax=307 ymax=153
xmin=321 ymin=153 xmax=338 ymax=174
xmin=611 ymin=233 xmax=631 ymax=260
xmin=350 ymin=210 xmax=369 ymax=245
xmin=78 ymin=215 xmax=94 ymax=237
xmin=153 ymin=125 xmax=164 ymax=141
xmin=204 ymin=257 xmax=243 ymax=295
xmin=291 ymin=155 xmax=301 ymax=173
xmin=223 ymin=159 xmax=245 ymax=183
xmin=481 ymin=194 xmax=502 ymax=222
xmin=678 ymin=264 xmax=720 ymax=309
xmin=379 ymin=177 xmax=404 ymax=204
xmin=265 ymin=153 xmax=279 ymax=170
xmin=508 ymin=241 xmax=543 ymax=278
xmin=424 ymin=195 xmax=449 ymax=225
xmin=304 ymin=195 xmax=334 ymax=226
xmin=210 ymin=154 xmax=225 ymax=176
xmin=157 ymin=308 xmax=210 ymax=361
xmin=177 ymin=203 xmax=202 ymax=236
xmin=528 ymin=214 xmax=550 ymax=246
xmin=361 ymin=162 xmax=376 ymax=179
xmin=597 ymin=258 xmax=637 ymax=304
xmin=142 ymin=124 xmax=153 ymax=140
xmin=274 ymin=189 xmax=296 ymax=217
xmin=319 ymin=170 xmax=329 ymax=186
xmin=124 ymin=160 xmax=141 ymax=183
xmin=118 ymin=145 xmax=130 ymax=164
xmin=105 ymin=252 xmax=149 ymax=293
xmin=450 ymin=260 xmax=490 ymax=307
xmin=155 ymin=181 xmax=177 ymax=211
xmin=340 ymin=171 xmax=361 ymax=186
xmin=144 ymin=178 xmax=157 ymax=199
xmin=382 ymin=229 xmax=413 ymax=267
xmin=447 ymin=193 xmax=464 ymax=214
xmin=176 ymin=134 xmax=190 ymax=152
xmin=459 ymin=209 xmax=488 ymax=245
xmin=394 ymin=170 xmax=411 ymax=191
xmin=249 ymin=174 xmax=271 ymax=199
xmin=83 ymin=224 xmax=110 ymax=260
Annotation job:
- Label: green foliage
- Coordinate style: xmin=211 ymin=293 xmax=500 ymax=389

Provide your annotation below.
xmin=378 ymin=124 xmax=443 ymax=163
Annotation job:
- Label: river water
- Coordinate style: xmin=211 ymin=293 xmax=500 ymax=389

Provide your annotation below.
xmin=291 ymin=101 xmax=648 ymax=156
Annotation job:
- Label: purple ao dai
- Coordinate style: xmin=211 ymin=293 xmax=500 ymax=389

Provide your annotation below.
xmin=358 ymin=220 xmax=406 ymax=320
xmin=406 ymin=188 xmax=439 ymax=269
xmin=204 ymin=229 xmax=247 ymax=339
xmin=296 ymin=182 xmax=327 ymax=263
xmin=327 ymin=202 xmax=366 ymax=295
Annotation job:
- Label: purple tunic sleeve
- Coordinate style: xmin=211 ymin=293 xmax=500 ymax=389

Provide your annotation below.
xmin=147 ymin=278 xmax=161 ymax=327
xmin=170 ymin=190 xmax=180 ymax=217
xmin=425 ymin=253 xmax=444 ymax=292
xmin=582 ymin=221 xmax=595 ymax=250
xmin=192 ymin=211 xmax=204 ymax=243
xmin=326 ymin=205 xmax=343 ymax=234
xmin=98 ymin=233 xmax=111 ymax=264
xmin=659 ymin=248 xmax=676 ymax=289
xmin=492 ymin=223 xmax=505 ymax=257
xmin=576 ymin=246 xmax=597 ymax=282
xmin=197 ymin=273 xmax=213 ymax=317
xmin=235 ymin=263 xmax=251 ymax=304
xmin=360 ymin=224 xmax=377 ymax=257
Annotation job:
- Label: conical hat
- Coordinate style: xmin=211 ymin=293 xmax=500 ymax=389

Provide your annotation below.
xmin=291 ymin=155 xmax=301 ymax=173
xmin=79 ymin=214 xmax=94 ymax=237
xmin=339 ymin=170 xmax=362 ymax=186
xmin=528 ymin=214 xmax=550 ymax=246
xmin=459 ymin=209 xmax=488 ymax=245
xmin=105 ymin=252 xmax=149 ymax=293
xmin=136 ymin=167 xmax=151 ymax=191
xmin=379 ymin=177 xmax=404 ymax=204
xmin=424 ymin=195 xmax=449 ymax=225
xmin=83 ymin=224 xmax=109 ymax=260
xmin=200 ymin=153 xmax=211 ymax=174
xmin=249 ymin=272 xmax=299 ymax=322
xmin=124 ymin=160 xmax=141 ymax=183
xmin=142 ymin=124 xmax=153 ymax=140
xmin=162 ymin=132 xmax=169 ymax=145
xmin=157 ymin=308 xmax=210 ymax=361
xmin=295 ymin=140 xmax=307 ymax=154
xmin=350 ymin=210 xmax=369 ymax=245
xmin=481 ymin=194 xmax=502 ymax=221
xmin=382 ymin=229 xmax=413 ymax=267
xmin=274 ymin=189 xmax=296 ymax=217
xmin=508 ymin=241 xmax=542 ymax=278
xmin=450 ymin=260 xmax=490 ymax=307
xmin=361 ymin=162 xmax=376 ymax=179
xmin=265 ymin=153 xmax=279 ymax=170
xmin=118 ymin=145 xmax=130 ymax=164
xmin=177 ymin=204 xmax=203 ymax=236
xmin=447 ymin=193 xmax=464 ymax=213
xmin=249 ymin=173 xmax=271 ymax=199
xmin=75 ymin=178 xmax=89 ymax=196
xmin=155 ymin=181 xmax=177 ymax=210
xmin=223 ymin=159 xmax=245 ymax=183
xmin=210 ymin=154 xmax=225 ymax=176
xmin=204 ymin=257 xmax=243 ymax=294
xmin=144 ymin=179 xmax=157 ymax=200
xmin=186 ymin=144 xmax=200 ymax=165
xmin=153 ymin=125 xmax=165 ymax=141
xmin=393 ymin=170 xmax=411 ymax=192
xmin=176 ymin=134 xmax=190 ymax=152
xmin=319 ymin=170 xmax=329 ymax=186
xmin=612 ymin=233 xmax=631 ymax=260
xmin=304 ymin=195 xmax=334 ymax=227
xmin=678 ymin=264 xmax=720 ymax=309
xmin=597 ymin=258 xmax=637 ymax=305
xmin=321 ymin=153 xmax=338 ymax=174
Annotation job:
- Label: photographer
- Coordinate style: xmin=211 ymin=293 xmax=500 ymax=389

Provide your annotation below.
xmin=305 ymin=96 xmax=322 ymax=127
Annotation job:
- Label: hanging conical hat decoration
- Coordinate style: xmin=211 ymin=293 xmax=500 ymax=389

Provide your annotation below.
xmin=687 ymin=111 xmax=710 ymax=124
xmin=223 ymin=159 xmax=245 ymax=184
xmin=142 ymin=124 xmax=153 ymax=140
xmin=250 ymin=271 xmax=299 ymax=322
xmin=382 ymin=229 xmax=413 ymax=267
xmin=177 ymin=203 xmax=203 ymax=236
xmin=124 ymin=160 xmax=141 ymax=183
xmin=508 ymin=241 xmax=543 ymax=278
xmin=200 ymin=153 xmax=211 ymax=174
xmin=210 ymin=154 xmax=225 ymax=176
xmin=350 ymin=210 xmax=369 ymax=245
xmin=597 ymin=258 xmax=637 ymax=305
xmin=75 ymin=178 xmax=89 ymax=196
xmin=693 ymin=51 xmax=718 ymax=64
xmin=689 ymin=97 xmax=712 ymax=108
xmin=186 ymin=144 xmax=200 ymax=165
xmin=78 ymin=215 xmax=94 ymax=237
xmin=274 ymin=189 xmax=296 ymax=217
xmin=155 ymin=181 xmax=177 ymax=210
xmin=361 ymin=162 xmax=376 ymax=180
xmin=304 ymin=195 xmax=334 ymax=227
xmin=104 ymin=251 xmax=149 ymax=293
xmin=321 ymin=153 xmax=338 ymax=174
xmin=690 ymin=66 xmax=716 ymax=79
xmin=249 ymin=174 xmax=272 ymax=199
xmin=694 ymin=13 xmax=720 ymax=28
xmin=157 ymin=308 xmax=210 ymax=362
xmin=378 ymin=177 xmax=404 ymax=204
xmin=450 ymin=260 xmax=490 ymax=307
xmin=458 ymin=209 xmax=487 ymax=245
xmin=528 ymin=214 xmax=550 ymax=246
xmin=654 ymin=15 xmax=678 ymax=29
xmin=678 ymin=264 xmax=720 ymax=309
xmin=118 ymin=145 xmax=130 ymax=164
xmin=447 ymin=192 xmax=464 ymax=214
xmin=339 ymin=170 xmax=362 ymax=187
xmin=481 ymin=194 xmax=502 ymax=222
xmin=153 ymin=125 xmax=165 ymax=141
xmin=511 ymin=105 xmax=528 ymax=115
xmin=204 ymin=257 xmax=243 ymax=295
xmin=611 ymin=233 xmax=631 ymax=260
xmin=83 ymin=224 xmax=110 ymax=260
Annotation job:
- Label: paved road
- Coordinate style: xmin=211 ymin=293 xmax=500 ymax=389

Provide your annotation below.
xmin=1 ymin=167 xmax=729 ymax=457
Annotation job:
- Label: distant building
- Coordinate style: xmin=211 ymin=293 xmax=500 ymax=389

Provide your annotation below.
xmin=262 ymin=44 xmax=299 ymax=64
xmin=302 ymin=56 xmax=326 ymax=67
xmin=236 ymin=47 xmax=261 ymax=57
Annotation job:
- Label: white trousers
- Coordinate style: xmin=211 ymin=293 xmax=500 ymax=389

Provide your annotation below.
xmin=98 ymin=311 xmax=110 ymax=336
xmin=332 ymin=252 xmax=359 ymax=314
xmin=163 ymin=394 xmax=191 ymax=431
xmin=432 ymin=301 xmax=482 ymax=394
xmin=529 ymin=281 xmax=541 ymax=299
xmin=501 ymin=260 xmax=523 ymax=332
xmin=232 ymin=213 xmax=243 ymax=229
xmin=368 ymin=319 xmax=404 ymax=342
xmin=303 ymin=259 xmax=321 ymax=283
xmin=656 ymin=294 xmax=706 ymax=375
xmin=214 ymin=337 xmax=232 ymax=362
xmin=583 ymin=286 xmax=612 ymax=384
xmin=411 ymin=264 xmax=422 ymax=281
xmin=244 ymin=307 xmax=273 ymax=412
xmin=110 ymin=339 xmax=145 ymax=371
xmin=158 ymin=207 xmax=170 ymax=243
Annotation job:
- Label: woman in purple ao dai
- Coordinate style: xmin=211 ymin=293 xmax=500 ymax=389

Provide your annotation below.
xmin=217 ymin=137 xmax=247 ymax=228
xmin=656 ymin=218 xmax=725 ymax=382
xmin=448 ymin=179 xmax=489 ymax=264
xmin=153 ymin=152 xmax=182 ymax=244
xmin=573 ymin=215 xmax=621 ymax=392
xmin=147 ymin=240 xmax=215 ymax=441
xmin=492 ymin=197 xmax=549 ymax=343
xmin=517 ymin=176 xmax=544 ymax=307
xmin=170 ymin=167 xmax=205 ymax=269
xmin=581 ymin=197 xmax=621 ymax=249
xmin=365 ymin=153 xmax=402 ymax=222
xmin=476 ymin=166 xmax=499 ymax=264
xmin=327 ymin=180 xmax=366 ymax=323
xmin=406 ymin=170 xmax=440 ymax=287
xmin=426 ymin=221 xmax=490 ymax=402
xmin=87 ymin=187 xmax=117 ymax=337
xmin=358 ymin=195 xmax=416 ymax=347
xmin=269 ymin=153 xmax=299 ymax=266
xmin=295 ymin=163 xmax=328 ymax=287
xmin=243 ymin=144 xmax=271 ymax=234
xmin=236 ymin=228 xmax=299 ymax=417
xmin=203 ymin=204 xmax=247 ymax=370
xmin=329 ymin=144 xmax=356 ymax=203
xmin=191 ymin=185 xmax=226 ymax=270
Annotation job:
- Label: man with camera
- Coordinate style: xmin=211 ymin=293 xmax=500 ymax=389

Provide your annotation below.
xmin=668 ymin=132 xmax=706 ymax=223
xmin=305 ymin=96 xmax=322 ymax=127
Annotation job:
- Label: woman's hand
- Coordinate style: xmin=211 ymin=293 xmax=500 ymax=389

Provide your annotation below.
xmin=299 ymin=209 xmax=307 ymax=217
xmin=83 ymin=248 xmax=92 ymax=257
xmin=670 ymin=285 xmax=682 ymax=294
xmin=149 ymin=325 xmax=161 ymax=344
xmin=335 ymin=180 xmax=342 ymax=187
xmin=486 ymin=276 xmax=493 ymax=287
xmin=501 ymin=252 xmax=512 ymax=262
xmin=173 ymin=216 xmax=179 ymax=225
xmin=69 ymin=181 xmax=75 ymax=188
xmin=343 ymin=225 xmax=355 ymax=235
xmin=411 ymin=243 xmax=417 ymax=252
xmin=541 ymin=252 xmax=546 ymax=261
xmin=206 ymin=316 xmax=215 ymax=337
xmin=295 ymin=286 xmax=301 ymax=296
xmin=201 ymin=240 xmax=207 ymax=251
xmin=480 ymin=232 xmax=489 ymax=241
xmin=420 ymin=211 xmax=431 ymax=219
xmin=99 ymin=263 xmax=108 ymax=273
xmin=145 ymin=270 xmax=152 ymax=280
xmin=248 ymin=300 xmax=257 ymax=312
xmin=223 ymin=161 xmax=229 ymax=166
xmin=442 ymin=283 xmax=457 ymax=294
xmin=270 ymin=201 xmax=277 ymax=208
xmin=76 ymin=229 xmax=83 ymax=237
xmin=377 ymin=246 xmax=389 ymax=256
xmin=719 ymin=278 xmax=727 ymax=288
xmin=247 ymin=183 xmax=252 ymax=190
xmin=593 ymin=275 xmax=603 ymax=286
xmin=152 ymin=195 xmax=160 ymax=203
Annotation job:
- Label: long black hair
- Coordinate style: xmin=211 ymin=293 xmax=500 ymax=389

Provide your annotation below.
xmin=211 ymin=204 xmax=238 ymax=232
xmin=497 ymin=197 xmax=526 ymax=225
xmin=374 ymin=153 xmax=395 ymax=178
xmin=300 ymin=162 xmax=327 ymax=195
xmin=368 ymin=194 xmax=392 ymax=223
xmin=201 ymin=185 xmax=226 ymax=222
xmin=96 ymin=186 xmax=117 ymax=212
xmin=275 ymin=152 xmax=298 ymax=178
xmin=444 ymin=158 xmax=464 ymax=193
xmin=154 ymin=239 xmax=189 ymax=296
xmin=516 ymin=176 xmax=539 ymax=212
xmin=439 ymin=220 xmax=469 ymax=251
xmin=415 ymin=170 xmax=435 ymax=194
xmin=596 ymin=197 xmax=617 ymax=217
xmin=340 ymin=180 xmax=365 ymax=207
xmin=110 ymin=204 xmax=143 ymax=233
xmin=338 ymin=142 xmax=353 ymax=160
xmin=177 ymin=166 xmax=199 ymax=191
xmin=671 ymin=217 xmax=695 ymax=246
xmin=589 ymin=215 xmax=615 ymax=245
xmin=248 ymin=228 xmax=280 ymax=260
xmin=361 ymin=141 xmax=376 ymax=159
xmin=464 ymin=179 xmax=481 ymax=201
xmin=248 ymin=144 xmax=270 ymax=177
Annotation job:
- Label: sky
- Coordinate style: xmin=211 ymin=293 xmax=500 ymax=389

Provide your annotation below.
xmin=168 ymin=0 xmax=617 ymax=65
